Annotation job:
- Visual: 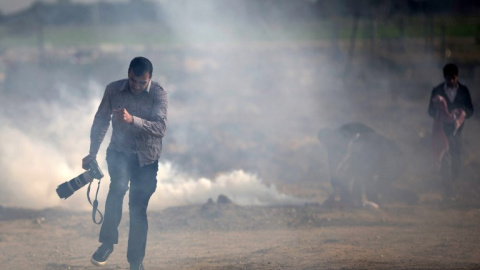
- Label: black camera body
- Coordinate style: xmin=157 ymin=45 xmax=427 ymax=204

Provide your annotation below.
xmin=56 ymin=159 xmax=104 ymax=199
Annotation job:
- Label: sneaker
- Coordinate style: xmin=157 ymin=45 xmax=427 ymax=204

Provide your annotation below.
xmin=130 ymin=262 xmax=144 ymax=270
xmin=91 ymin=243 xmax=114 ymax=266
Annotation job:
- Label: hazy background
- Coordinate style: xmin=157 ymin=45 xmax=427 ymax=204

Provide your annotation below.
xmin=0 ymin=0 xmax=42 ymax=14
xmin=0 ymin=0 xmax=116 ymax=14
xmin=0 ymin=0 xmax=480 ymax=211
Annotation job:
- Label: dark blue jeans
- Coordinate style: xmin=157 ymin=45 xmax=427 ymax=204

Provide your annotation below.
xmin=99 ymin=149 xmax=158 ymax=264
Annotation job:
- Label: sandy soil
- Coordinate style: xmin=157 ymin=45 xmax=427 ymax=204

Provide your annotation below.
xmin=1 ymin=201 xmax=479 ymax=270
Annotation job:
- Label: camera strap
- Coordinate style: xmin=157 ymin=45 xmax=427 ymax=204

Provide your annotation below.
xmin=87 ymin=179 xmax=104 ymax=225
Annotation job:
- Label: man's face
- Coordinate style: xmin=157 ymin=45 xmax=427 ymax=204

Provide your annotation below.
xmin=128 ymin=69 xmax=151 ymax=95
xmin=444 ymin=74 xmax=458 ymax=88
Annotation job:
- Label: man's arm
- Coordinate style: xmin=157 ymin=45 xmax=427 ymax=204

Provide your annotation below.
xmin=89 ymin=86 xmax=113 ymax=156
xmin=131 ymin=88 xmax=168 ymax=138
xmin=461 ymin=86 xmax=474 ymax=118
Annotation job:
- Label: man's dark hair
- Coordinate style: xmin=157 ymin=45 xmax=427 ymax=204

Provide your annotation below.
xmin=129 ymin=57 xmax=153 ymax=78
xmin=443 ymin=63 xmax=458 ymax=77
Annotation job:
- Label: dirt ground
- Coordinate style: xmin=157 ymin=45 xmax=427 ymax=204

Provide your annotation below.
xmin=1 ymin=200 xmax=479 ymax=270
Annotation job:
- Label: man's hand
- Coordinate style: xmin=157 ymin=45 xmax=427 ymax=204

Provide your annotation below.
xmin=452 ymin=108 xmax=466 ymax=133
xmin=453 ymin=108 xmax=466 ymax=119
xmin=113 ymin=108 xmax=133 ymax=124
xmin=432 ymin=95 xmax=445 ymax=105
xmin=82 ymin=154 xmax=96 ymax=170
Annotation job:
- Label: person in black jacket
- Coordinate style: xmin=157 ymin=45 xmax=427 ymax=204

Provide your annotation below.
xmin=428 ymin=63 xmax=474 ymax=201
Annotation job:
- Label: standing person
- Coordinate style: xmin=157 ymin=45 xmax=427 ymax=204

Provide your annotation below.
xmin=428 ymin=63 xmax=473 ymax=202
xmin=83 ymin=56 xmax=168 ymax=270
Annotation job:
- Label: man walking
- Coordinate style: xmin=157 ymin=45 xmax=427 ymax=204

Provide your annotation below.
xmin=83 ymin=56 xmax=168 ymax=270
xmin=428 ymin=63 xmax=473 ymax=202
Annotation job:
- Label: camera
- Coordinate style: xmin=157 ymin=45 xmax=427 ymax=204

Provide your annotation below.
xmin=56 ymin=159 xmax=104 ymax=199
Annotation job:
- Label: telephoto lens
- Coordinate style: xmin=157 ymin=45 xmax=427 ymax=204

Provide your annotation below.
xmin=56 ymin=159 xmax=104 ymax=199
xmin=56 ymin=170 xmax=95 ymax=199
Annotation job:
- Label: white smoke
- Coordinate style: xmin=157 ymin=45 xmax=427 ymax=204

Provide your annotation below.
xmin=0 ymin=81 xmax=102 ymax=210
xmin=151 ymin=163 xmax=309 ymax=210
xmin=0 ymin=83 xmax=308 ymax=210
xmin=0 ymin=124 xmax=79 ymax=208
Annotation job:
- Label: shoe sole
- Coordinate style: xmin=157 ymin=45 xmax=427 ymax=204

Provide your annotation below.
xmin=91 ymin=257 xmax=108 ymax=266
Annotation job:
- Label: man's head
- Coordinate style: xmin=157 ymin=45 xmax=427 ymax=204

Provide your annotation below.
xmin=128 ymin=57 xmax=153 ymax=95
xmin=443 ymin=63 xmax=459 ymax=88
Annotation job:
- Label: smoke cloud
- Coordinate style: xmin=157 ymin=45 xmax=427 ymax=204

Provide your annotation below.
xmin=0 ymin=79 xmax=309 ymax=210
xmin=152 ymin=163 xmax=309 ymax=210
xmin=2 ymin=0 xmax=469 ymax=212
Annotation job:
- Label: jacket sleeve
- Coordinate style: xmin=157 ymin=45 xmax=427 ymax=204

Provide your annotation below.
xmin=131 ymin=88 xmax=168 ymax=138
xmin=89 ymin=86 xmax=112 ymax=155
xmin=461 ymin=86 xmax=474 ymax=118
